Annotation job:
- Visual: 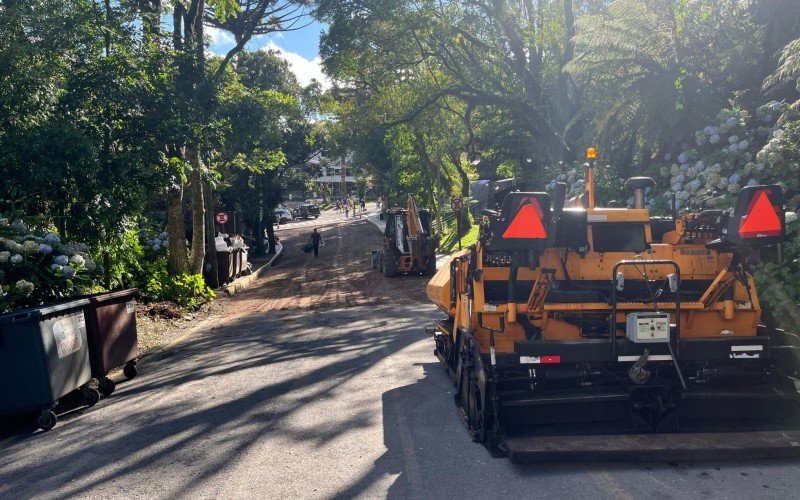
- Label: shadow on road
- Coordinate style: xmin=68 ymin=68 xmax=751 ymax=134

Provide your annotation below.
xmin=0 ymin=304 xmax=437 ymax=498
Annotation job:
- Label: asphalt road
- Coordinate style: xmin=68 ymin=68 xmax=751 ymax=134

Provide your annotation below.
xmin=1 ymin=212 xmax=799 ymax=499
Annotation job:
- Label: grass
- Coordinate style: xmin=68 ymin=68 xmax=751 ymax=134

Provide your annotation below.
xmin=438 ymin=222 xmax=479 ymax=254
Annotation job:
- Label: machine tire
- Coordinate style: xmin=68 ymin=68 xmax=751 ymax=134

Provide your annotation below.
xmin=123 ymin=362 xmax=138 ymax=380
xmin=98 ymin=377 xmax=116 ymax=396
xmin=37 ymin=410 xmax=57 ymax=431
xmin=423 ymin=257 xmax=437 ymax=277
xmin=382 ymin=251 xmax=399 ymax=277
xmin=82 ymin=387 xmax=101 ymax=407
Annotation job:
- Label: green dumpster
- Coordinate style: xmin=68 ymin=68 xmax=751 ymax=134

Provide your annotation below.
xmin=0 ymin=299 xmax=100 ymax=431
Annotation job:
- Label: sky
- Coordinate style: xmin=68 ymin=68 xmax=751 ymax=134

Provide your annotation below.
xmin=208 ymin=20 xmax=330 ymax=88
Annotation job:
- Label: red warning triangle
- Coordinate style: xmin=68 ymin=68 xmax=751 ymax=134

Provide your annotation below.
xmin=502 ymin=202 xmax=547 ymax=239
xmin=738 ymin=190 xmax=782 ymax=238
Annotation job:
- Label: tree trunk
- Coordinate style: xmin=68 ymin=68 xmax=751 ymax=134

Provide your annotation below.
xmin=204 ymin=179 xmax=219 ymax=288
xmin=166 ymin=183 xmax=189 ymax=275
xmin=187 ymin=146 xmax=205 ymax=274
xmin=254 ymin=176 xmax=266 ymax=255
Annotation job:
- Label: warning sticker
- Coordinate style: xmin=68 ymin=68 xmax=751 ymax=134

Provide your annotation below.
xmin=126 ymin=300 xmax=136 ymax=314
xmin=52 ymin=313 xmax=84 ymax=359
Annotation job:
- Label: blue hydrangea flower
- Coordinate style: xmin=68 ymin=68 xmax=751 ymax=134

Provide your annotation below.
xmin=729 ymin=173 xmax=741 ymax=184
xmin=680 ymin=163 xmax=689 ymax=171
xmin=664 ymin=153 xmax=672 ymax=161
xmin=678 ymin=152 xmax=688 ymax=164
xmin=50 ymin=264 xmax=63 ymax=272
xmin=54 ymin=255 xmax=69 ymax=266
xmin=726 ymin=117 xmax=737 ymax=127
xmin=763 ymin=114 xmax=773 ymax=123
xmin=747 ymin=178 xmax=758 ymax=187
xmin=62 ymin=266 xmax=76 ymax=279
xmin=710 ymin=135 xmax=720 ymax=144
xmin=738 ymin=140 xmax=748 ymax=150
xmin=728 ymin=135 xmax=739 ymax=144
xmin=770 ymin=101 xmax=782 ymax=112
xmin=39 ymin=244 xmax=53 ymax=255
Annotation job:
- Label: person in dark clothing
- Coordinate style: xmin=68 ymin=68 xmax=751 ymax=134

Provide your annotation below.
xmin=310 ymin=228 xmax=323 ymax=258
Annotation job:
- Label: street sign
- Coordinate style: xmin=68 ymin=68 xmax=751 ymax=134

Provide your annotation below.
xmin=215 ymin=212 xmax=229 ymax=225
xmin=451 ymin=198 xmax=463 ymax=211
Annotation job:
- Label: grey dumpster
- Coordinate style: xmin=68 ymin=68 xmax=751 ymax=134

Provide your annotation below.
xmin=0 ymin=299 xmax=100 ymax=431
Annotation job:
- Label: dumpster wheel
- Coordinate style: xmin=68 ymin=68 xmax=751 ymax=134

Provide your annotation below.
xmin=98 ymin=377 xmax=116 ymax=396
xmin=37 ymin=410 xmax=57 ymax=431
xmin=123 ymin=361 xmax=138 ymax=380
xmin=82 ymin=387 xmax=101 ymax=407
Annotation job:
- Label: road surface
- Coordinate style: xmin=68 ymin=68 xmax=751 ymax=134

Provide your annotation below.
xmin=1 ymin=210 xmax=798 ymax=499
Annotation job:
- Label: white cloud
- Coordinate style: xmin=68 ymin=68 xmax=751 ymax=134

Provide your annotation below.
xmin=207 ymin=26 xmax=235 ymax=46
xmin=263 ymin=42 xmax=331 ymax=89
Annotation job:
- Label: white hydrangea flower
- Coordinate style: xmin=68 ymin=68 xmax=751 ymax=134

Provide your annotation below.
xmin=22 ymin=240 xmax=39 ymax=254
xmin=786 ymin=212 xmax=798 ymax=224
xmin=69 ymin=254 xmax=86 ymax=267
xmin=0 ymin=218 xmax=8 ymax=227
xmin=11 ymin=254 xmax=23 ymax=264
xmin=14 ymin=279 xmax=34 ymax=297
xmin=50 ymin=264 xmax=63 ymax=272
xmin=0 ymin=251 xmax=10 ymax=263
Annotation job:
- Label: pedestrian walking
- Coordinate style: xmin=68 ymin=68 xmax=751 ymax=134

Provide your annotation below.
xmin=360 ymin=199 xmax=366 ymax=212
xmin=345 ymin=204 xmax=349 ymax=218
xmin=310 ymin=228 xmax=323 ymax=258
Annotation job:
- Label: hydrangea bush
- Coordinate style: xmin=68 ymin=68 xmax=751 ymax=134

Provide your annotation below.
xmin=0 ymin=217 xmax=103 ymax=313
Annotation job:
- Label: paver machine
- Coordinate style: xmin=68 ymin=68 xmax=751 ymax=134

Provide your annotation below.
xmin=374 ymin=194 xmax=438 ymax=277
xmin=426 ymin=148 xmax=800 ymax=462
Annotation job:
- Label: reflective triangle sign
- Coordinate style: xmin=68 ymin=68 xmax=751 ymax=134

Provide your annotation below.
xmin=738 ymin=189 xmax=782 ymax=238
xmin=502 ymin=199 xmax=547 ymax=239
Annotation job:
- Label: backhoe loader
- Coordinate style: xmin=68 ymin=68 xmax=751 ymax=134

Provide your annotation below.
xmin=374 ymin=194 xmax=438 ymax=277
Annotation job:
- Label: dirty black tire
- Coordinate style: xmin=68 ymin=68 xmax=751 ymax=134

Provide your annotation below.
xmin=382 ymin=252 xmax=398 ymax=277
xmin=98 ymin=377 xmax=116 ymax=396
xmin=37 ymin=410 xmax=57 ymax=431
xmin=123 ymin=362 xmax=138 ymax=380
xmin=82 ymin=387 xmax=101 ymax=407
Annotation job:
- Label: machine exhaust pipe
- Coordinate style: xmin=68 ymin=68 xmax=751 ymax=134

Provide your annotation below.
xmin=624 ymin=177 xmax=657 ymax=209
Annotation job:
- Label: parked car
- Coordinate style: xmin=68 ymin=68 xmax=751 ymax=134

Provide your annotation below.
xmin=294 ymin=204 xmax=321 ymax=219
xmin=274 ymin=208 xmax=293 ymax=224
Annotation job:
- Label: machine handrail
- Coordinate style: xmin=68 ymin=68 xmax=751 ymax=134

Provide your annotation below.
xmin=610 ymin=259 xmax=681 ymax=359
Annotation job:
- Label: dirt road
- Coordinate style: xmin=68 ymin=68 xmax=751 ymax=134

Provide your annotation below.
xmin=217 ymin=217 xmax=429 ymax=316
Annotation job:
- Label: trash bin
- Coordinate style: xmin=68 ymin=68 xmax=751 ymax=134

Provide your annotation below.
xmin=0 ymin=299 xmax=100 ymax=431
xmin=84 ymin=289 xmax=140 ymax=396
xmin=216 ymin=249 xmax=234 ymax=285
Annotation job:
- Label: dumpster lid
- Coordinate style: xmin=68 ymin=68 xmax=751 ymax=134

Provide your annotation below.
xmin=86 ymin=288 xmax=140 ymax=304
xmin=0 ymin=298 xmax=91 ymax=325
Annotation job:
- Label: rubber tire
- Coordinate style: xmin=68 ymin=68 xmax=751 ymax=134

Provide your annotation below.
xmin=83 ymin=387 xmax=101 ymax=407
xmin=382 ymin=252 xmax=398 ymax=277
xmin=423 ymin=258 xmax=437 ymax=277
xmin=37 ymin=410 xmax=57 ymax=431
xmin=98 ymin=377 xmax=116 ymax=396
xmin=123 ymin=362 xmax=138 ymax=380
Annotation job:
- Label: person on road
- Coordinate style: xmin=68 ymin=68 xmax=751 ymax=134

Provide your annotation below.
xmin=360 ymin=199 xmax=366 ymax=212
xmin=344 ymin=203 xmax=349 ymax=218
xmin=310 ymin=228 xmax=323 ymax=258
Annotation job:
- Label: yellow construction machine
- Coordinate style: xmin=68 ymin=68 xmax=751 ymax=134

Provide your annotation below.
xmin=374 ymin=194 xmax=437 ymax=277
xmin=427 ymin=148 xmax=800 ymax=462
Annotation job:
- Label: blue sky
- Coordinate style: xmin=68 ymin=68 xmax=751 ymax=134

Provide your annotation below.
xmin=208 ymin=20 xmax=330 ymax=88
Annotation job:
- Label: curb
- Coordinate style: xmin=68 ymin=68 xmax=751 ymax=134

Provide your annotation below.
xmin=222 ymin=241 xmax=284 ymax=296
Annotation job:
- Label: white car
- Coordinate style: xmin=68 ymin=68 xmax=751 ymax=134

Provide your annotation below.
xmin=274 ymin=208 xmax=293 ymax=224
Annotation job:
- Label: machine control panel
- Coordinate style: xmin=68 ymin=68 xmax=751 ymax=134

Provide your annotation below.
xmin=626 ymin=312 xmax=670 ymax=343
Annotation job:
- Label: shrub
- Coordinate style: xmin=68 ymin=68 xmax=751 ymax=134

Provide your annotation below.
xmin=0 ymin=217 xmax=103 ymax=313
